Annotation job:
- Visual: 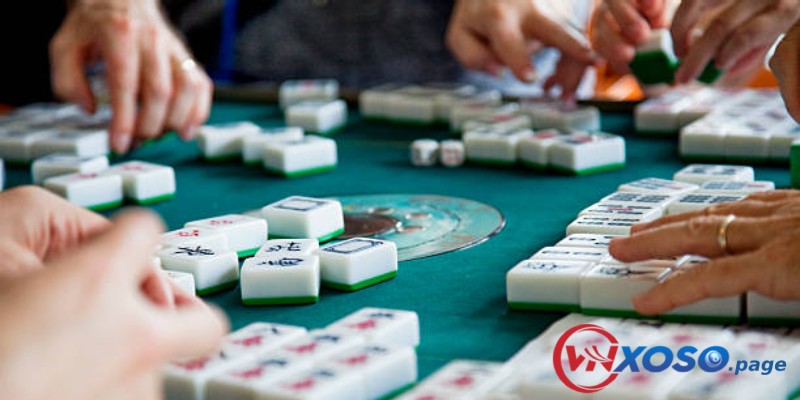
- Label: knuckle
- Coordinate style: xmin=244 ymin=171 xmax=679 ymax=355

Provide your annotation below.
xmin=147 ymin=81 xmax=173 ymax=102
xmin=686 ymin=216 xmax=713 ymax=237
xmin=486 ymin=3 xmax=508 ymax=22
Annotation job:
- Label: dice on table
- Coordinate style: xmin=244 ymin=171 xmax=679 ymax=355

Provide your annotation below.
xmin=439 ymin=139 xmax=465 ymax=168
xmin=410 ymin=139 xmax=439 ymax=167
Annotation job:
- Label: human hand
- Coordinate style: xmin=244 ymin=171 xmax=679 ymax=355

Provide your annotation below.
xmin=590 ymin=0 xmax=670 ymax=73
xmin=50 ymin=0 xmax=213 ymax=153
xmin=0 ymin=186 xmax=181 ymax=308
xmin=0 ymin=211 xmax=227 ymax=400
xmin=672 ymin=0 xmax=800 ymax=84
xmin=771 ymin=21 xmax=800 ymax=123
xmin=447 ymin=0 xmax=596 ymax=93
xmin=609 ymin=190 xmax=800 ymax=315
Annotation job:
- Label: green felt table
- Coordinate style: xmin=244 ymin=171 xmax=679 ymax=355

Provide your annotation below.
xmin=4 ymin=101 xmax=793 ymax=379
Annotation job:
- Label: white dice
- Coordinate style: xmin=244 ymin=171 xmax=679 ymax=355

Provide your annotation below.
xmin=319 ymin=238 xmax=398 ymax=291
xmin=439 ymin=139 xmax=465 ymax=168
xmin=410 ymin=139 xmax=439 ymax=167
xmin=261 ymin=196 xmax=345 ymax=243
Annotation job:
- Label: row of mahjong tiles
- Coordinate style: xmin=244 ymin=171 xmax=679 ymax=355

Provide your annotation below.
xmin=158 ymin=195 xmax=399 ymax=303
xmin=410 ymin=130 xmax=626 ymax=176
xmin=0 ymin=103 xmax=111 ymax=164
xmin=164 ymin=308 xmax=800 ymax=400
xmin=507 ymin=164 xmax=800 ymax=326
xmin=634 ymin=86 xmax=800 ymax=163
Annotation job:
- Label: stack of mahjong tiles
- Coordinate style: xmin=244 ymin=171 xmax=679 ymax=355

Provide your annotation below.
xmin=164 ymin=307 xmax=420 ymax=400
xmin=635 ymin=87 xmax=800 ymax=163
xmin=507 ymin=164 xmax=800 ymax=325
xmin=629 ymin=28 xmax=722 ymax=86
xmin=279 ymin=79 xmax=348 ymax=135
xmin=360 ymin=83 xmax=499 ymax=127
xmin=38 ymin=157 xmax=176 ymax=211
xmin=484 ymin=314 xmax=800 ymax=400
xmin=197 ymin=121 xmax=337 ymax=178
xmin=0 ymin=103 xmax=110 ymax=164
xmin=460 ymin=99 xmax=622 ymax=175
xmin=158 ymin=196 xmax=399 ymax=302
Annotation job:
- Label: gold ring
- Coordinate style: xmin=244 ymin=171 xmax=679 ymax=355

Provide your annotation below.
xmin=717 ymin=215 xmax=736 ymax=255
xmin=177 ymin=58 xmax=197 ymax=72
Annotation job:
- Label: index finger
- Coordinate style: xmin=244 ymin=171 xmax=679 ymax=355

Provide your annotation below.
xmin=522 ymin=11 xmax=596 ymax=64
xmin=101 ymin=17 xmax=140 ymax=154
xmin=633 ymin=253 xmax=761 ymax=315
xmin=670 ymin=0 xmax=725 ymax=57
xmin=605 ymin=0 xmax=653 ymax=44
xmin=675 ymin=0 xmax=771 ymax=84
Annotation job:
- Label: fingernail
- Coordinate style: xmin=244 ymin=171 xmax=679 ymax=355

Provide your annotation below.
xmin=113 ymin=133 xmax=131 ymax=154
xmin=522 ymin=67 xmax=537 ymax=83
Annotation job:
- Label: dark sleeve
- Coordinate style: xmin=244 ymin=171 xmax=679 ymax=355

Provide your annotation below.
xmin=0 ymin=3 xmax=67 ymax=105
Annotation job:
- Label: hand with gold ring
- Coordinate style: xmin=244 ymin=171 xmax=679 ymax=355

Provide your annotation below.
xmin=49 ymin=0 xmax=213 ymax=154
xmin=608 ymin=189 xmax=800 ymax=315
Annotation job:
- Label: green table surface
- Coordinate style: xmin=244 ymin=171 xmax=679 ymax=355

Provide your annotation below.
xmin=4 ymin=102 xmax=792 ymax=379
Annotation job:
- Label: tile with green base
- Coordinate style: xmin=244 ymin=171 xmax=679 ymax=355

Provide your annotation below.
xmin=468 ymin=158 xmax=517 ymax=168
xmin=747 ymin=317 xmax=800 ymax=327
xmin=377 ymin=383 xmax=416 ymax=400
xmin=270 ymin=227 xmax=345 ymax=244
xmin=264 ymin=164 xmax=337 ymax=178
xmin=508 ymin=302 xmax=580 ymax=313
xmin=629 ymin=51 xmax=678 ymax=85
xmin=237 ymin=247 xmax=260 ymax=258
xmin=551 ymin=162 xmax=626 ymax=176
xmin=582 ymin=308 xmax=740 ymax=325
xmin=87 ymin=200 xmax=124 ymax=212
xmin=196 ymin=280 xmax=239 ymax=296
xmin=322 ymin=270 xmax=398 ymax=292
xmin=132 ymin=192 xmax=175 ymax=206
xmin=698 ymin=63 xmax=723 ymax=84
xmin=242 ymin=296 xmax=319 ymax=306
xmin=791 ymin=143 xmax=800 ymax=189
